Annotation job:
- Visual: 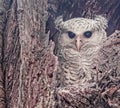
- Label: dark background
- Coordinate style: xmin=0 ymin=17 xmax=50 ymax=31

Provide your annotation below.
xmin=47 ymin=0 xmax=120 ymax=40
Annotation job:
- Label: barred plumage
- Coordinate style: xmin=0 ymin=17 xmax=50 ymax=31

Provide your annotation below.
xmin=55 ymin=15 xmax=108 ymax=89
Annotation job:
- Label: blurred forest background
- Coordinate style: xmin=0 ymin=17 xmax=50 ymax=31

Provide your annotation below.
xmin=0 ymin=0 xmax=119 ymax=108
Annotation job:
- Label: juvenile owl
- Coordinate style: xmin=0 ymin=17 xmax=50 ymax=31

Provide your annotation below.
xmin=55 ymin=16 xmax=108 ymax=89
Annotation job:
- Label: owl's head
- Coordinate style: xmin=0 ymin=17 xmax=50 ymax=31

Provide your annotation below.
xmin=55 ymin=16 xmax=108 ymax=51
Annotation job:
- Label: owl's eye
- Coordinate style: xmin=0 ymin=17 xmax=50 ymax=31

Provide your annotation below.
xmin=68 ymin=31 xmax=76 ymax=39
xmin=84 ymin=31 xmax=92 ymax=38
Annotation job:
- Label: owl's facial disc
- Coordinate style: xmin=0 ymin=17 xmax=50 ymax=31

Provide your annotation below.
xmin=67 ymin=31 xmax=93 ymax=51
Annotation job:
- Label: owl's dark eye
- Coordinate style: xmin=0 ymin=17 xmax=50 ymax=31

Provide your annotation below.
xmin=84 ymin=31 xmax=92 ymax=38
xmin=68 ymin=31 xmax=76 ymax=39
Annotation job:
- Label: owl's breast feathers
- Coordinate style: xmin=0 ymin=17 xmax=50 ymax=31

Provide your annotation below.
xmin=58 ymin=44 xmax=100 ymax=87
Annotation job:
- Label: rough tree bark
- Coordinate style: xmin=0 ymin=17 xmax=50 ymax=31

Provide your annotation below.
xmin=2 ymin=0 xmax=57 ymax=108
xmin=0 ymin=0 xmax=119 ymax=108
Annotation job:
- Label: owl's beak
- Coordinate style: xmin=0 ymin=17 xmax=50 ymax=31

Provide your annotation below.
xmin=75 ymin=37 xmax=82 ymax=51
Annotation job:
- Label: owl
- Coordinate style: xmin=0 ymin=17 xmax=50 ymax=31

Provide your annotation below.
xmin=55 ymin=15 xmax=108 ymax=89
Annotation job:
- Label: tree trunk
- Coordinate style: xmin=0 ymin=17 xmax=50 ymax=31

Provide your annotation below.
xmin=2 ymin=0 xmax=57 ymax=107
xmin=0 ymin=0 xmax=119 ymax=108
